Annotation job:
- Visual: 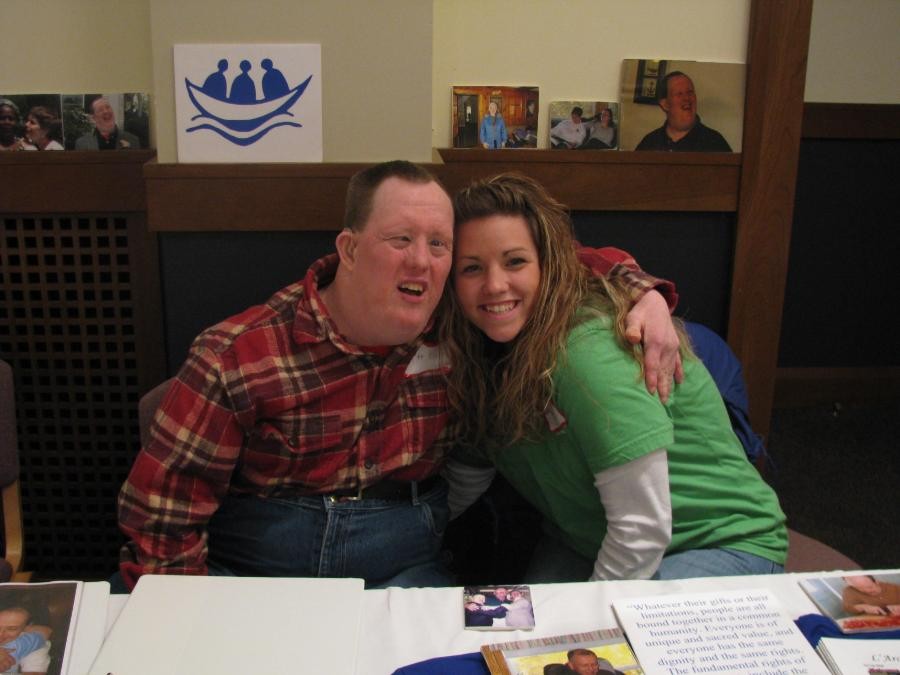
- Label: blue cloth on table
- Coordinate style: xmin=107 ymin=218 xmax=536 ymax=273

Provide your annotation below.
xmin=392 ymin=651 xmax=488 ymax=675
xmin=795 ymin=613 xmax=900 ymax=647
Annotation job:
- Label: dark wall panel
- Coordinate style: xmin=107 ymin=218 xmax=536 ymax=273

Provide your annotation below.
xmin=159 ymin=231 xmax=336 ymax=373
xmin=573 ymin=211 xmax=735 ymax=336
xmin=779 ymin=139 xmax=899 ymax=367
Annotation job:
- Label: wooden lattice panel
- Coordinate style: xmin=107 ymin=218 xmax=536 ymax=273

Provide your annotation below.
xmin=1 ymin=214 xmax=141 ymax=579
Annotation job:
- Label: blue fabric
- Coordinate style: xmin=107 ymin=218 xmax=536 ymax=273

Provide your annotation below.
xmin=684 ymin=322 xmax=769 ymax=469
xmin=392 ymin=651 xmax=489 ymax=675
xmin=794 ymin=613 xmax=900 ymax=647
xmin=205 ymin=480 xmax=453 ymax=588
xmin=652 ymin=547 xmax=783 ymax=579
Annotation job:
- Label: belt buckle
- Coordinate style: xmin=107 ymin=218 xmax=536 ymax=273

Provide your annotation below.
xmin=327 ymin=484 xmax=364 ymax=503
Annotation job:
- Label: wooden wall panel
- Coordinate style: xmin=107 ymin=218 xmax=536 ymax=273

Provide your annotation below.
xmin=728 ymin=0 xmax=814 ymax=438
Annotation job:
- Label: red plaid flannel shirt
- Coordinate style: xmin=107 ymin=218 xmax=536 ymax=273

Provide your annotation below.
xmin=118 ymin=249 xmax=673 ymax=585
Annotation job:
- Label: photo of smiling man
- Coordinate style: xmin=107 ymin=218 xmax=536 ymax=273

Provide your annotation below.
xmin=619 ymin=59 xmax=744 ymax=152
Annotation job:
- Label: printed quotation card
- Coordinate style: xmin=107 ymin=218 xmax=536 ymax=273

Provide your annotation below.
xmin=613 ymin=588 xmax=830 ymax=674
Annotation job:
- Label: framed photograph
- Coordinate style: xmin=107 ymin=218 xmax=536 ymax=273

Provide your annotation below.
xmin=62 ymin=93 xmax=151 ymax=150
xmin=548 ymin=101 xmax=619 ymax=150
xmin=0 ymin=94 xmax=64 ymax=151
xmin=619 ymin=58 xmax=745 ymax=152
xmin=451 ymin=85 xmax=539 ymax=149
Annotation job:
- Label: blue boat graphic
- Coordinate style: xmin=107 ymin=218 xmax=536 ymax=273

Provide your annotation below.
xmin=184 ymin=73 xmax=313 ymax=145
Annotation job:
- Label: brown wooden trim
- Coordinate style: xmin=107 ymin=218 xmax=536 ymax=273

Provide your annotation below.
xmin=145 ymin=152 xmax=741 ymax=231
xmin=803 ymin=103 xmax=900 ymax=140
xmin=127 ymin=213 xmax=167 ymax=395
xmin=144 ymin=160 xmax=366 ymax=231
xmin=0 ymin=150 xmax=155 ymax=213
xmin=728 ymin=0 xmax=813 ymax=439
xmin=775 ymin=367 xmax=900 ymax=408
xmin=437 ymin=149 xmax=741 ymax=212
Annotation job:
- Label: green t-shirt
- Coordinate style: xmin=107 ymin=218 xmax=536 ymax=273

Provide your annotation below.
xmin=492 ymin=317 xmax=787 ymax=565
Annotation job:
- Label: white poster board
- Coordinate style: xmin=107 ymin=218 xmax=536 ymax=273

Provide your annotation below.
xmin=174 ymin=43 xmax=322 ymax=162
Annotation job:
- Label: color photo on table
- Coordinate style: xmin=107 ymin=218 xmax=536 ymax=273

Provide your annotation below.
xmin=463 ymin=584 xmax=535 ymax=630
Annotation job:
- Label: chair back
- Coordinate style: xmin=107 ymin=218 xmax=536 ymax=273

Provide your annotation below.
xmin=0 ymin=360 xmax=30 ymax=581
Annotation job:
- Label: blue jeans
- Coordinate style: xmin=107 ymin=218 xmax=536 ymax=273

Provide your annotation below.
xmin=652 ymin=547 xmax=783 ymax=579
xmin=526 ymin=535 xmax=782 ymax=582
xmin=111 ymin=479 xmax=452 ymax=592
xmin=206 ymin=479 xmax=452 ymax=588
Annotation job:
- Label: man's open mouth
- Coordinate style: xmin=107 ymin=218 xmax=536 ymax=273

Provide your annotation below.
xmin=399 ymin=283 xmax=424 ymax=297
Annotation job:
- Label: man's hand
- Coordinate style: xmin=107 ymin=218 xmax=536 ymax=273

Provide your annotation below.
xmin=0 ymin=648 xmax=15 ymax=671
xmin=624 ymin=290 xmax=683 ymax=402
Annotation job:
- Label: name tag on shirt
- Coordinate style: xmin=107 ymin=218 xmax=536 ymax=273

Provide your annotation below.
xmin=405 ymin=343 xmax=450 ymax=376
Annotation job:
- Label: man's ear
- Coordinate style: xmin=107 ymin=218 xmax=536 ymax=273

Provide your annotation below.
xmin=659 ymin=98 xmax=671 ymax=114
xmin=335 ymin=228 xmax=357 ymax=269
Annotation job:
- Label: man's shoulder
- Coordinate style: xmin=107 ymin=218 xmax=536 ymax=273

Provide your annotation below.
xmin=690 ymin=120 xmax=732 ymax=151
xmin=193 ymin=280 xmax=307 ymax=353
xmin=74 ymin=132 xmax=96 ymax=149
xmin=636 ymin=125 xmax=666 ymax=149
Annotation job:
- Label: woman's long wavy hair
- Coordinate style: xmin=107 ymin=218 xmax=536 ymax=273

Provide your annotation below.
xmin=440 ymin=173 xmax=646 ymax=451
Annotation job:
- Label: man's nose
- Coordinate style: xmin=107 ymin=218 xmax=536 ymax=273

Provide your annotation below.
xmin=405 ymin=238 xmax=429 ymax=270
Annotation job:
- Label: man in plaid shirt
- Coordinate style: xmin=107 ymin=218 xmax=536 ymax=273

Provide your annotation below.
xmin=117 ymin=161 xmax=680 ymax=590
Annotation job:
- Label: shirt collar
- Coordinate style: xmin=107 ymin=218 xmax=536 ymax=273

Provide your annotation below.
xmin=292 ymin=254 xmax=429 ymax=357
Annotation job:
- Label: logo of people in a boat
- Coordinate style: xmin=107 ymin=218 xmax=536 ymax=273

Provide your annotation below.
xmin=184 ymin=58 xmax=313 ymax=146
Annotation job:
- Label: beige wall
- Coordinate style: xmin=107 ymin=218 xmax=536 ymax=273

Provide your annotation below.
xmin=2 ymin=0 xmax=896 ymax=161
xmin=805 ymin=0 xmax=900 ymax=103
xmin=2 ymin=0 xmax=153 ymax=92
xmin=148 ymin=0 xmax=433 ymax=162
xmin=433 ymin=0 xmax=750 ymax=149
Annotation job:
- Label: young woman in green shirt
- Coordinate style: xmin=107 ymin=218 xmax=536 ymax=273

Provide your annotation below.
xmin=441 ymin=174 xmax=787 ymax=581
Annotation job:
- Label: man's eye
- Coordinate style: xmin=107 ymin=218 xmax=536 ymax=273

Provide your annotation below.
xmin=430 ymin=238 xmax=450 ymax=249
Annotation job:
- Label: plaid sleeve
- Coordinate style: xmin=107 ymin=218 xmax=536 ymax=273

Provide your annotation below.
xmin=118 ymin=345 xmax=245 ymax=589
xmin=576 ymin=244 xmax=679 ymax=311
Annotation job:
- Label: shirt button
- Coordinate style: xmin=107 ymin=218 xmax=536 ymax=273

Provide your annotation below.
xmin=364 ymin=459 xmax=374 ymax=470
xmin=289 ymin=435 xmax=300 ymax=448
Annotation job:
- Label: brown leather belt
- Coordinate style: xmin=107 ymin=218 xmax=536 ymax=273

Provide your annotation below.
xmin=325 ymin=474 xmax=442 ymax=502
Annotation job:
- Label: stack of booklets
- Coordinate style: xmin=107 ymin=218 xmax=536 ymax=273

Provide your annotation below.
xmin=816 ymin=637 xmax=900 ymax=674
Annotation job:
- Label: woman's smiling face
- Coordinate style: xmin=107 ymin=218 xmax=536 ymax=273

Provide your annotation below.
xmin=453 ymin=214 xmax=540 ymax=343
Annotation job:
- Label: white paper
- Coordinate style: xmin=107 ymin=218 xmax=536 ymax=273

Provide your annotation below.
xmin=67 ymin=581 xmax=109 ymax=675
xmin=614 ymin=588 xmax=830 ymax=674
xmin=87 ymin=575 xmax=364 ymax=675
xmin=817 ymin=637 xmax=900 ymax=675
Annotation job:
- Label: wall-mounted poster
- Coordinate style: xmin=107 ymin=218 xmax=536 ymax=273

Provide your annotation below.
xmin=619 ymin=59 xmax=745 ymax=152
xmin=548 ymin=101 xmax=619 ymax=150
xmin=174 ymin=43 xmax=322 ymax=163
xmin=451 ymin=86 xmax=539 ymax=149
